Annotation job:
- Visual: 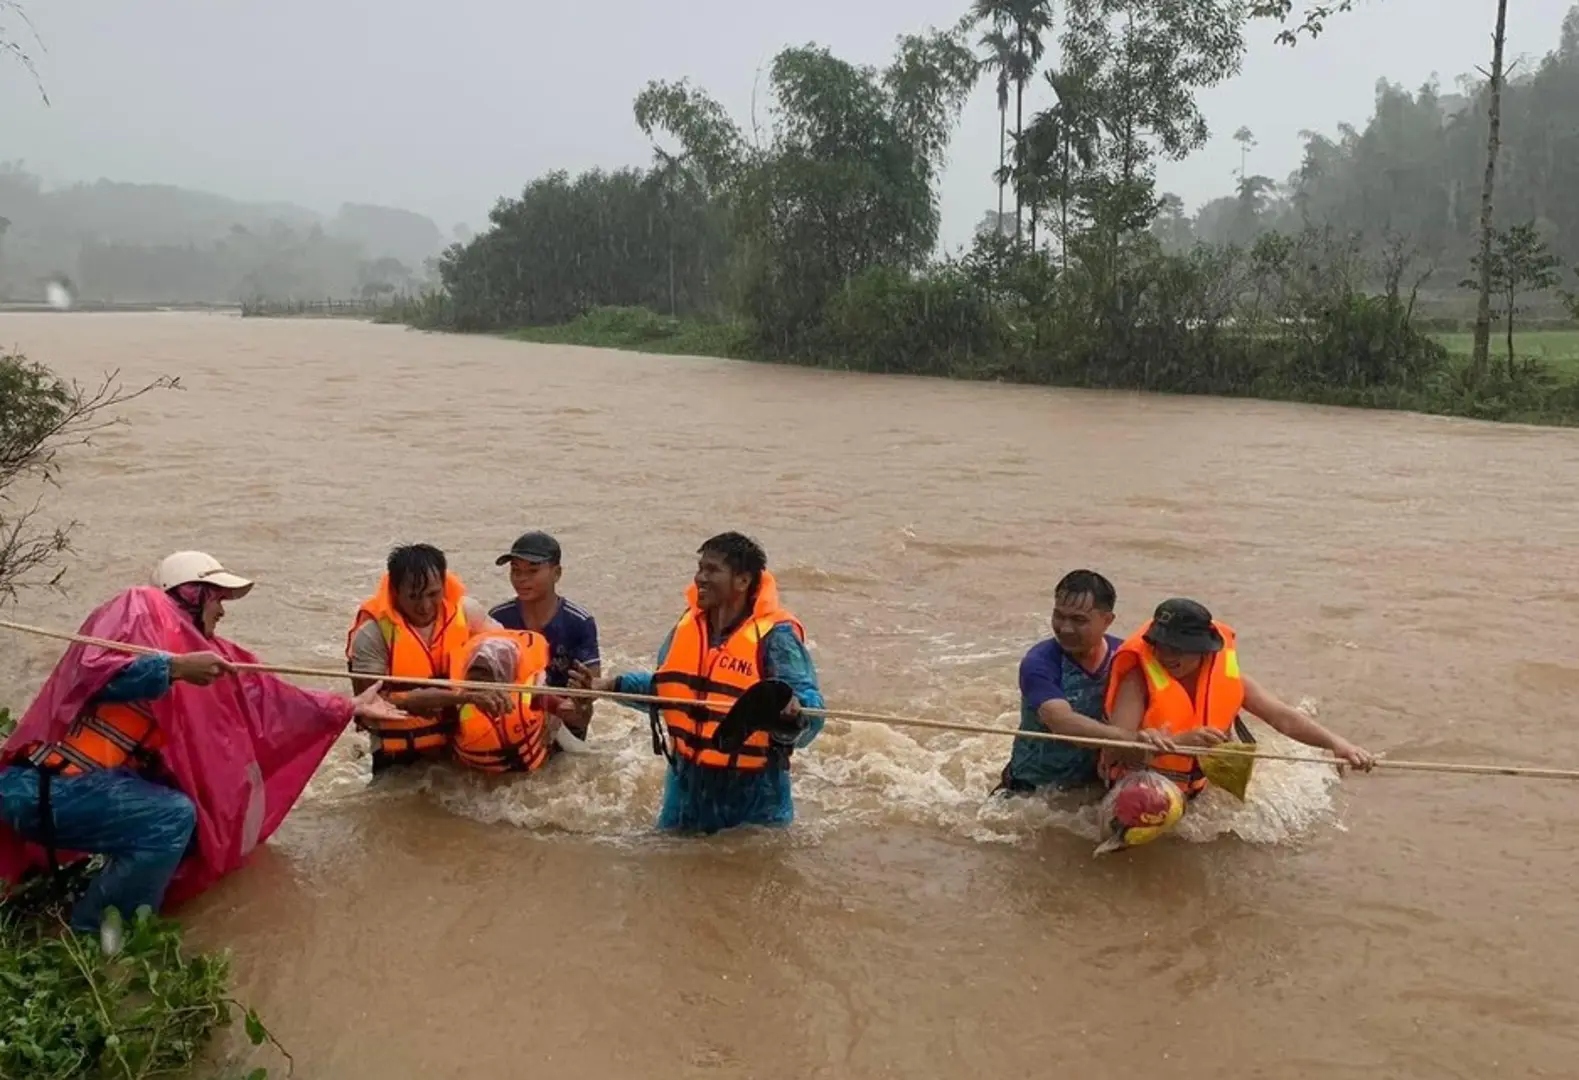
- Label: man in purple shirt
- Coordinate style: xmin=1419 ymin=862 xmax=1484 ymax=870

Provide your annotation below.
xmin=488 ymin=531 xmax=601 ymax=738
xmin=994 ymin=569 xmax=1170 ymax=794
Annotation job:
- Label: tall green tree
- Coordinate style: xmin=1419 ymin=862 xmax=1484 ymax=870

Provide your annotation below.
xmin=636 ymin=28 xmax=976 ymax=349
xmin=1148 ymin=192 xmax=1194 ymax=250
xmin=1248 ymin=0 xmax=1533 ymax=384
xmin=645 ymin=149 xmax=693 ymax=316
xmin=1060 ymin=0 xmax=1248 ymax=247
xmin=1022 ymin=64 xmax=1101 ymax=266
xmin=632 ymin=77 xmax=749 ymax=194
xmin=978 ymin=27 xmax=1017 ymax=228
xmin=1233 ymin=125 xmax=1256 ymax=179
xmin=972 ymin=0 xmax=1055 ymax=243
xmin=433 ymin=167 xmax=728 ymax=330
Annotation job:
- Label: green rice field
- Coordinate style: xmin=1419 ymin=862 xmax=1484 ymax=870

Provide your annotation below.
xmin=1434 ymin=329 xmax=1579 ymax=376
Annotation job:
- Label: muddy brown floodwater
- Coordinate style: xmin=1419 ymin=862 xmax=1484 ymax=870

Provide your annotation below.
xmin=3 ymin=312 xmax=1579 ymax=1078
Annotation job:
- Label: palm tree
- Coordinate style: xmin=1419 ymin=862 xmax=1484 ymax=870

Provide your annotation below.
xmin=972 ymin=0 xmax=1054 ymax=244
xmin=1232 ymin=126 xmax=1256 ymax=181
xmin=979 ymin=28 xmax=1016 ymax=229
xmin=1040 ymin=65 xmax=1100 ymax=269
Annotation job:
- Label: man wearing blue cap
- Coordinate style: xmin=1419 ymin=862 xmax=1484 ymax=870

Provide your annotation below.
xmin=488 ymin=531 xmax=601 ymax=738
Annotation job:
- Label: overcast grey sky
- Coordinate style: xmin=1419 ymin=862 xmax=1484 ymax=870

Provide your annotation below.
xmin=3 ymin=0 xmax=1573 ymax=250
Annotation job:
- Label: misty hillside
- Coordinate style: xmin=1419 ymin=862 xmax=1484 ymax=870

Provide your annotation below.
xmin=1161 ymin=4 xmax=1579 ymax=303
xmin=0 ymin=164 xmax=449 ymax=304
xmin=329 ymin=203 xmax=447 ymax=271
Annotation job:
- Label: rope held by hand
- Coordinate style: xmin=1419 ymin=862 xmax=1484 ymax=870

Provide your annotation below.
xmin=2 ymin=616 xmax=1575 ymax=781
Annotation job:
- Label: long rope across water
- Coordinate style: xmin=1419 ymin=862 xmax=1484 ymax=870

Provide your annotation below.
xmin=2 ymin=616 xmax=1575 ymax=781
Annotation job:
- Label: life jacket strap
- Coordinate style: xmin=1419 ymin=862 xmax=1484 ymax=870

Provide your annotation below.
xmin=11 ymin=758 xmax=65 ymax=901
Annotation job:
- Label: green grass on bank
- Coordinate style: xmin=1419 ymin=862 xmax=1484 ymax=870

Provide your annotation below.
xmin=1432 ymin=329 xmax=1579 ymax=378
xmin=511 ymin=309 xmax=1579 ymax=379
xmin=504 ymin=306 xmax=746 ymax=359
xmin=502 ymin=308 xmax=1579 ymax=426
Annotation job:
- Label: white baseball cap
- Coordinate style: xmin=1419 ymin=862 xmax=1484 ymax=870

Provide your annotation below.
xmin=153 ymin=551 xmax=254 ymax=597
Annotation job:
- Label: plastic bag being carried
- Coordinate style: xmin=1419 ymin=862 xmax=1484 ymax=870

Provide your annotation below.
xmin=1094 ymin=770 xmax=1185 ymax=856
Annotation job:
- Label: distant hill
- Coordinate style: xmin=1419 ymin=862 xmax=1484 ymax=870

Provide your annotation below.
xmin=0 ymin=163 xmax=447 ymax=303
xmin=329 ymin=203 xmax=447 ymax=271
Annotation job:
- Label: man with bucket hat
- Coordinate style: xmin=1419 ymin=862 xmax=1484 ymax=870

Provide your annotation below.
xmin=1102 ymin=597 xmax=1376 ymax=802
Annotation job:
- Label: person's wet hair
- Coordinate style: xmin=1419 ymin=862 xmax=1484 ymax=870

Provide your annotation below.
xmin=387 ymin=543 xmax=447 ymax=592
xmin=699 ymin=532 xmax=767 ymax=591
xmin=1054 ymin=569 xmax=1115 ymax=612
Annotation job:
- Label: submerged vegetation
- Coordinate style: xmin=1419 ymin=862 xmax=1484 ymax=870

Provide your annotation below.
xmin=388 ymin=1 xmax=1579 ymax=426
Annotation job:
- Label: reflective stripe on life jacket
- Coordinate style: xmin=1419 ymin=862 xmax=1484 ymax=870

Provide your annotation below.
xmin=345 ymin=570 xmax=471 ymax=762
xmin=1101 ymin=619 xmax=1245 ymax=796
xmin=25 ymin=701 xmax=166 ymax=777
xmin=652 ymin=570 xmax=803 ymax=772
xmin=448 ymin=629 xmax=553 ymax=773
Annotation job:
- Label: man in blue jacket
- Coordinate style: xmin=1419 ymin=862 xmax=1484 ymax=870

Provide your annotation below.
xmin=576 ymin=532 xmax=823 ymax=833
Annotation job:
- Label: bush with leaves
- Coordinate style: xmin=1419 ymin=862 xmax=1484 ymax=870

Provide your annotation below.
xmin=0 ymin=877 xmax=287 ymax=1080
xmin=819 ymin=263 xmax=1010 ymax=377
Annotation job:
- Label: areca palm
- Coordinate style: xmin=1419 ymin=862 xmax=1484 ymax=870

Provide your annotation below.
xmin=1040 ymin=65 xmax=1100 ymax=268
xmin=978 ymin=28 xmax=1015 ymax=229
xmin=972 ymin=0 xmax=1055 ymax=243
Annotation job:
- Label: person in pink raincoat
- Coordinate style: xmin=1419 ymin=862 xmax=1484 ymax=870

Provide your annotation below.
xmin=0 ymin=551 xmax=407 ymax=934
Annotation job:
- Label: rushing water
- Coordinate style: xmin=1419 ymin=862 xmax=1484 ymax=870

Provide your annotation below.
xmin=3 ymin=312 xmax=1579 ymax=1078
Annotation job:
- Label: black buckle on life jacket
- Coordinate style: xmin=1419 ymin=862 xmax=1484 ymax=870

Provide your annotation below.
xmin=647 ymin=707 xmax=675 ymax=766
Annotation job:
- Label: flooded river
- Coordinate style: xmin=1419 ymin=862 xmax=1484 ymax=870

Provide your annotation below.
xmin=3 ymin=312 xmax=1579 ymax=1078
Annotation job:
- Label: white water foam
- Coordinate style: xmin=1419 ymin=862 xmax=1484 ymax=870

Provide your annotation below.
xmin=301 ymin=635 xmax=1344 ymax=852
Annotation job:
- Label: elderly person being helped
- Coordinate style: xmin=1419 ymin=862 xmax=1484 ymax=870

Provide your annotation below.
xmin=447 ymin=629 xmax=571 ymax=774
xmin=1102 ymin=598 xmax=1376 ymax=800
xmin=0 ymin=551 xmax=407 ymax=936
xmin=576 ymin=532 xmax=824 ymax=834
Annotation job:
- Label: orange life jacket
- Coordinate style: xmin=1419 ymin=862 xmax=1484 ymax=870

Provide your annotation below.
xmin=448 ymin=629 xmax=554 ymax=774
xmin=653 ymin=571 xmax=803 ymax=772
xmin=26 ymin=701 xmax=167 ymax=777
xmin=1101 ymin=620 xmax=1245 ymax=796
xmin=345 ymin=571 xmax=471 ymax=762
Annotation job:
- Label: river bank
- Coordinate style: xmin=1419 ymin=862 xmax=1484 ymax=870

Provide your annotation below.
xmin=498 ymin=305 xmax=1579 ymax=427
